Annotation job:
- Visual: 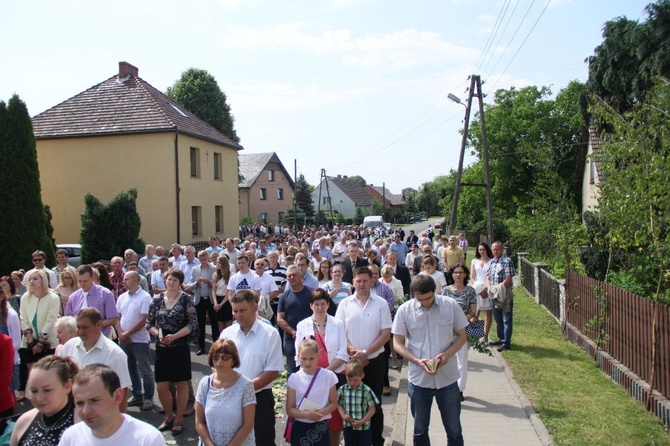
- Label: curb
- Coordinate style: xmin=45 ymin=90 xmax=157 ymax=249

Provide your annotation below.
xmin=494 ymin=350 xmax=554 ymax=445
xmin=390 ymin=364 xmax=409 ymax=445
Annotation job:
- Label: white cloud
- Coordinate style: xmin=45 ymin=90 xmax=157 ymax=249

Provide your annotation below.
xmin=221 ymin=25 xmax=479 ymax=71
xmin=228 ymin=82 xmax=383 ymax=111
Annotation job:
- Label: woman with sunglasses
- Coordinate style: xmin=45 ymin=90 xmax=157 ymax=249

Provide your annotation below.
xmin=195 ymin=338 xmax=256 ymax=446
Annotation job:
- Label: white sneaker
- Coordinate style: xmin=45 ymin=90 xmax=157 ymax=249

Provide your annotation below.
xmin=142 ymin=400 xmax=154 ymax=411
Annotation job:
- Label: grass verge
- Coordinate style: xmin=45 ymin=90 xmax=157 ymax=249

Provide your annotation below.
xmin=501 ymin=289 xmax=670 ymax=445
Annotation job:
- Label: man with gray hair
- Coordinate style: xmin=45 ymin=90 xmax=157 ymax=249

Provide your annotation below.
xmin=138 ymin=245 xmax=158 ymax=274
xmin=123 ymin=249 xmax=146 ymax=276
xmin=188 ymin=250 xmax=217 ymax=355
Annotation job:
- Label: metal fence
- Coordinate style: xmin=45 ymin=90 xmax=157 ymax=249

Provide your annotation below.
xmin=538 ymin=269 xmax=561 ymax=321
xmin=565 ymin=270 xmax=670 ymax=400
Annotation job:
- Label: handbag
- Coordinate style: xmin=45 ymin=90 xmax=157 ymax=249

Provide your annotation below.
xmin=465 ymin=319 xmax=485 ymax=338
xmin=283 ymin=368 xmax=321 ymax=443
xmin=258 ymin=295 xmax=274 ymax=320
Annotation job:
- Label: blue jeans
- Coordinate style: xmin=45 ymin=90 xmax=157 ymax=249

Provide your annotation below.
xmin=492 ymin=298 xmax=514 ymax=346
xmin=408 ymin=381 xmax=463 ymax=446
xmin=121 ymin=342 xmax=155 ymax=400
xmin=284 ymin=337 xmax=298 ymax=375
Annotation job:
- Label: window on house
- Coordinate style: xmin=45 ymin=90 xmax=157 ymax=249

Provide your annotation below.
xmin=260 ymin=188 xmax=267 ymax=200
xmin=192 ymin=206 xmax=202 ymax=236
xmin=278 ymin=211 xmax=284 ymax=223
xmin=213 ymin=152 xmax=222 ymax=180
xmin=268 ymin=170 xmax=275 ymax=182
xmin=215 ymin=205 xmax=223 ymax=233
xmin=323 ymin=196 xmax=331 ymax=204
xmin=277 ymin=188 xmax=284 ymax=200
xmin=190 ymin=147 xmax=201 ymax=178
xmin=589 ymin=154 xmax=595 ymax=185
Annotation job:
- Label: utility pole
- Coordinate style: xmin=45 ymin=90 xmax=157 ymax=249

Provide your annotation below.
xmin=293 ymin=159 xmax=298 ymax=234
xmin=316 ymin=169 xmax=334 ymax=224
xmin=448 ymin=75 xmax=494 ymax=244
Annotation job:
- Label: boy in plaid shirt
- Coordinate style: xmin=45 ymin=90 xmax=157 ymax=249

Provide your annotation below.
xmin=337 ymin=360 xmax=378 ymax=446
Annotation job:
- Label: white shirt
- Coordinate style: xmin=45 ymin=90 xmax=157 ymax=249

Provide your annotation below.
xmin=294 ymin=315 xmax=348 ymax=373
xmin=58 ymin=414 xmax=165 ymax=446
xmin=57 ymin=334 xmax=132 ymax=389
xmin=227 ymin=271 xmax=260 ymax=293
xmin=334 ymin=293 xmax=392 ymax=359
xmin=219 ymin=319 xmax=284 ymax=392
xmin=287 ymin=368 xmax=338 ymax=423
xmin=256 ymin=272 xmax=278 ymax=297
xmin=116 ymin=287 xmax=151 ymax=343
xmin=392 ymin=294 xmax=468 ymax=389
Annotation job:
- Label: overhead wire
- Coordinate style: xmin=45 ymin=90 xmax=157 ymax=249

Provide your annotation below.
xmin=479 ymin=0 xmax=521 ymax=76
xmin=485 ymin=0 xmax=554 ymax=94
xmin=473 ymin=0 xmax=512 ymax=74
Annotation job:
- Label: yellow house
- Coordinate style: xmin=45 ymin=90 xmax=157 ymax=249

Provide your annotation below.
xmin=238 ymin=152 xmax=294 ymax=224
xmin=32 ymin=62 xmax=242 ymax=248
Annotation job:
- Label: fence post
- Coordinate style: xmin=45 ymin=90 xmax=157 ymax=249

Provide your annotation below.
xmin=558 ymin=278 xmax=566 ymax=324
xmin=534 ymin=263 xmax=548 ymax=304
xmin=517 ymin=252 xmax=528 ymax=287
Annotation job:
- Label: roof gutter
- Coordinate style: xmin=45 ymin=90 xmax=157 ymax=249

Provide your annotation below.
xmin=174 ymin=131 xmax=181 ymax=244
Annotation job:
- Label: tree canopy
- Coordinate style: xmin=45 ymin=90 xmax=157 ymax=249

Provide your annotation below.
xmin=0 ymin=94 xmax=55 ymax=272
xmin=167 ymin=68 xmax=240 ymax=143
xmin=80 ymin=189 xmax=144 ymax=263
xmin=587 ymin=0 xmax=670 ymax=113
xmin=294 ymin=174 xmax=315 ymax=220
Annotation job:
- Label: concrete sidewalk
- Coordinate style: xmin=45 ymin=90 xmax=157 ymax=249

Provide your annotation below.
xmin=390 ymin=349 xmax=553 ymax=445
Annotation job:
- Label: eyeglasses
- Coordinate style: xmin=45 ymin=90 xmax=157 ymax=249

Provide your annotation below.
xmin=452 ymin=271 xmax=465 ymax=275
xmin=32 ymin=258 xmax=44 ymax=262
xmin=321 ymin=266 xmax=330 ymax=269
xmin=212 ymin=354 xmax=232 ymax=362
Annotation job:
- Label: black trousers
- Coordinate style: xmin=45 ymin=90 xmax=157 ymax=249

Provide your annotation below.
xmin=363 ymin=354 xmax=385 ymax=446
xmin=255 ymin=388 xmax=276 ymax=446
xmin=195 ymin=298 xmax=220 ymax=349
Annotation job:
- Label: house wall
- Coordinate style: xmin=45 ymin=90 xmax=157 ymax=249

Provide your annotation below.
xmin=311 ymin=182 xmax=356 ymax=217
xmin=582 ymin=142 xmax=600 ymax=215
xmin=178 ymin=134 xmax=240 ymax=244
xmin=239 ymin=161 xmax=292 ymax=224
xmin=36 ymin=132 xmax=239 ymax=249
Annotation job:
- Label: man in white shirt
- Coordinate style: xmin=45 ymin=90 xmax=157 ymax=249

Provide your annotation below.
xmin=116 ymin=271 xmax=154 ymax=411
xmin=392 ymin=274 xmax=468 ymax=445
xmin=57 ymin=307 xmax=132 ymax=413
xmin=224 ymin=238 xmax=240 ymax=269
xmin=188 ymin=250 xmax=218 ymax=355
xmin=151 ymin=256 xmax=170 ymax=295
xmin=227 ymin=255 xmax=260 ymax=298
xmin=58 ymin=364 xmax=164 ymax=446
xmin=335 ymin=266 xmax=392 ymax=446
xmin=177 ymin=245 xmax=199 ymax=286
xmin=220 ymin=290 xmax=284 ymax=446
xmin=139 ymin=244 xmax=158 ymax=274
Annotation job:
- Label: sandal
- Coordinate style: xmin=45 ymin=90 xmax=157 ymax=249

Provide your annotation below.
xmin=158 ymin=418 xmax=174 ymax=432
xmin=172 ymin=422 xmax=184 ymax=436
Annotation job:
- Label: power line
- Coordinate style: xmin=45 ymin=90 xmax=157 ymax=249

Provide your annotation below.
xmin=486 ymin=0 xmax=553 ymax=94
xmin=480 ymin=0 xmax=521 ymax=76
xmin=473 ymin=0 xmax=512 ymax=74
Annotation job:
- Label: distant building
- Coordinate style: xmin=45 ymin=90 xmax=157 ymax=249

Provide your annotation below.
xmin=311 ymin=175 xmax=373 ymax=218
xmin=366 ymin=184 xmax=404 ymax=220
xmin=32 ymin=62 xmax=242 ymax=247
xmin=579 ymin=127 xmax=603 ymax=216
xmin=238 ymin=152 xmax=294 ymax=224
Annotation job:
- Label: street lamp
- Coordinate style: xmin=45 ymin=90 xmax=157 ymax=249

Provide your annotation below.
xmin=448 ymin=93 xmax=465 ymax=106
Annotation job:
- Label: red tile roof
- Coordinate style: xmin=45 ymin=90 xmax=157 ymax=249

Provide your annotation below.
xmin=32 ymin=71 xmax=243 ymax=150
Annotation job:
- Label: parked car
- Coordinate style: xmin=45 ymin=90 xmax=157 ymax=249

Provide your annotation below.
xmin=434 ymin=219 xmax=444 ymax=229
xmin=56 ymin=244 xmax=82 ymax=267
xmin=409 ymin=215 xmax=422 ymax=223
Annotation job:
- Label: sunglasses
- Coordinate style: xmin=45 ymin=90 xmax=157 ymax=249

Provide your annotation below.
xmin=32 ymin=258 xmax=45 ymax=262
xmin=212 ymin=354 xmax=232 ymax=362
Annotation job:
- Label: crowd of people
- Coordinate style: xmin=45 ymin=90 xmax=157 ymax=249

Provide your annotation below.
xmin=0 ymin=223 xmax=515 ymax=446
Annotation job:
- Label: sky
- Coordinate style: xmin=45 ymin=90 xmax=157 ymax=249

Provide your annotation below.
xmin=0 ymin=0 xmax=652 ymax=193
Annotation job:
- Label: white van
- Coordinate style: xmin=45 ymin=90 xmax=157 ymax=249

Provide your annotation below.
xmin=363 ymin=215 xmax=384 ymax=228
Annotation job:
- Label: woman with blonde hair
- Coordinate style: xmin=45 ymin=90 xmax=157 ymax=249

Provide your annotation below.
xmin=19 ymin=270 xmax=60 ymax=371
xmin=56 ymin=267 xmax=78 ymax=315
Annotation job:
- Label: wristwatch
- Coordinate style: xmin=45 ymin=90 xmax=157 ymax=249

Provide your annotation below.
xmin=361 ymin=349 xmax=368 ymax=357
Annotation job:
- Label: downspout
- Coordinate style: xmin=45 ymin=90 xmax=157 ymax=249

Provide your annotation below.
xmin=174 ymin=132 xmax=181 ymax=244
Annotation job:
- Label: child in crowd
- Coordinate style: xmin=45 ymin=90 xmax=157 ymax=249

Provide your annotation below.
xmin=337 ymin=360 xmax=378 ymax=446
xmin=286 ymin=339 xmax=338 ymax=446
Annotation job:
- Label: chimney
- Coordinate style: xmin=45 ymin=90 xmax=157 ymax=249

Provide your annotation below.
xmin=118 ymin=61 xmax=139 ymax=79
xmin=337 ymin=174 xmax=342 ymax=179
xmin=343 ymin=175 xmax=348 ymax=179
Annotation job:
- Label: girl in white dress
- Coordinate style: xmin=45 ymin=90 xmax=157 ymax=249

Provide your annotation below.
xmin=470 ymin=243 xmax=494 ymax=343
